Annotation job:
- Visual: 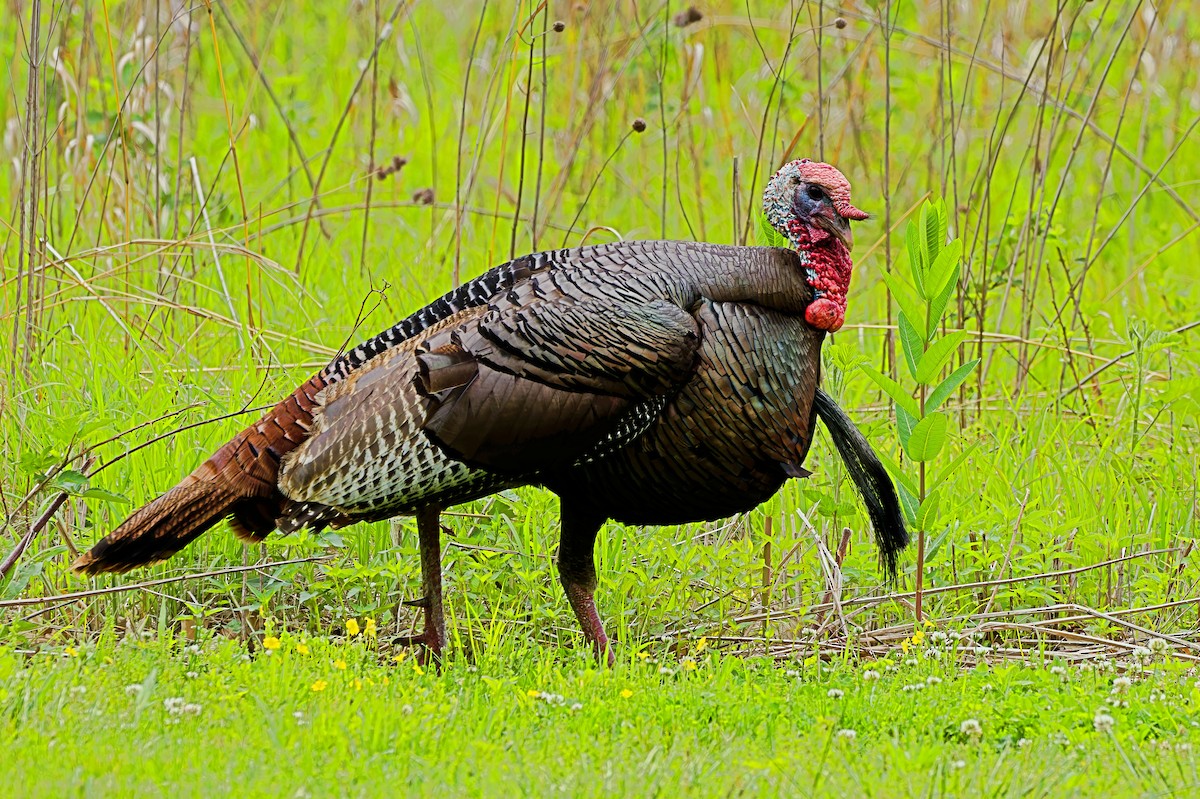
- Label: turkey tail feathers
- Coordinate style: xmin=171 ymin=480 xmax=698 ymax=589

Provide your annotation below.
xmin=71 ymin=478 xmax=240 ymax=574
xmin=812 ymin=388 xmax=909 ymax=581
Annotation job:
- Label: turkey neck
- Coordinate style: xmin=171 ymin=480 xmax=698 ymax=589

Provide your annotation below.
xmin=686 ymin=245 xmax=816 ymax=316
xmin=785 ymin=226 xmax=853 ymax=332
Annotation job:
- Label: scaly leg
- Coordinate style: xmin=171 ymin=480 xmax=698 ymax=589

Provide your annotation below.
xmin=394 ymin=505 xmax=445 ymax=663
xmin=557 ymin=501 xmax=614 ymax=665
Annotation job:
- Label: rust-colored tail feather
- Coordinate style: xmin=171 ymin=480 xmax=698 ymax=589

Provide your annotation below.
xmin=73 ymin=373 xmax=329 ymax=575
xmin=71 ymin=478 xmax=241 ymax=574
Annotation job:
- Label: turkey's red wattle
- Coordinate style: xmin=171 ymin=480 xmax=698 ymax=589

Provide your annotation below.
xmin=787 ymin=222 xmax=854 ymax=333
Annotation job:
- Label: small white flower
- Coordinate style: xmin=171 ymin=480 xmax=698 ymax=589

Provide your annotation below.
xmin=1050 ymin=666 xmax=1066 ymax=676
xmin=836 ymin=728 xmax=857 ymax=741
xmin=930 ymin=631 xmax=949 ymax=645
xmin=164 ymin=697 xmax=185 ymax=714
xmin=185 ymin=671 xmax=198 ymax=680
xmin=827 ymin=689 xmax=844 ymax=699
xmin=862 ymin=670 xmax=881 ymax=681
xmin=901 ymin=683 xmax=925 ymax=693
xmin=904 ymin=658 xmax=919 ymax=667
xmin=974 ymin=645 xmax=992 ymax=656
xmin=182 ymin=703 xmax=202 ymax=716
xmin=1112 ymin=676 xmax=1133 ymax=693
xmin=926 ymin=676 xmax=942 ymax=686
xmin=400 ymin=704 xmax=414 ymax=715
xmin=925 ymin=648 xmax=942 ymax=659
xmin=981 ymin=683 xmax=994 ymax=693
xmin=69 ymin=685 xmax=87 ymax=695
xmin=569 ymin=702 xmax=583 ymax=711
xmin=1017 ymin=737 xmax=1031 ymax=748
xmin=124 ymin=684 xmax=143 ymax=696
xmin=1094 ymin=712 xmax=1115 ymax=733
xmin=950 ymin=759 xmax=966 ymax=770
xmin=1148 ymin=637 xmax=1169 ymax=655
xmin=785 ymin=669 xmax=800 ymax=677
xmin=960 ymin=719 xmax=983 ymax=739
xmin=1132 ymin=646 xmax=1153 ymax=663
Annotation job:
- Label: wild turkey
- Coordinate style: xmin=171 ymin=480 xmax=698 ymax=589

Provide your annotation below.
xmin=74 ymin=159 xmax=908 ymax=661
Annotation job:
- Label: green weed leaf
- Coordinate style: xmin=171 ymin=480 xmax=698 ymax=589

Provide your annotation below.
xmin=861 ymin=364 xmax=920 ymax=419
xmin=879 ymin=272 xmax=927 ymax=340
xmin=898 ymin=314 xmax=923 ymax=380
xmin=904 ymin=412 xmax=948 ymax=462
xmin=926 ymin=358 xmax=980 ymax=413
xmin=916 ymin=331 xmax=971 ymax=385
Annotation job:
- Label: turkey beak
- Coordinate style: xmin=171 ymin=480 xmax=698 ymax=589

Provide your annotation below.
xmin=817 ymin=212 xmax=855 ymax=252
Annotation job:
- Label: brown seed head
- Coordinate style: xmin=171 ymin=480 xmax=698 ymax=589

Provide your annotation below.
xmin=553 ymin=20 xmax=565 ymax=32
xmin=834 ymin=17 xmax=847 ymax=29
xmin=631 ymin=118 xmax=647 ymax=133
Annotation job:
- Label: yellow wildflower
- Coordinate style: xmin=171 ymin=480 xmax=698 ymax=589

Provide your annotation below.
xmin=64 ymin=646 xmax=79 ymax=658
xmin=620 ymin=689 xmax=633 ymax=698
xmin=924 ymin=619 xmax=935 ymax=628
xmin=382 ymin=675 xmax=390 ymax=686
xmin=912 ymin=630 xmax=925 ymax=645
xmin=413 ymin=664 xmax=424 ymax=676
xmin=682 ymin=659 xmax=697 ymax=671
xmin=263 ymin=636 xmax=282 ymax=651
xmin=696 ymin=637 xmax=709 ymax=653
xmin=636 ymin=651 xmax=650 ymax=660
xmin=353 ymin=679 xmax=363 ymax=692
xmin=364 ymin=618 xmax=377 ymax=638
xmin=527 ymin=689 xmax=541 ymax=698
xmin=346 ymin=619 xmax=360 ymax=637
xmin=311 ymin=680 xmax=327 ymax=692
xmin=901 ymin=639 xmax=911 ymax=654
xmin=333 ymin=659 xmax=347 ymax=671
xmin=295 ymin=643 xmax=310 ymax=655
xmin=394 ymin=652 xmax=408 ymax=664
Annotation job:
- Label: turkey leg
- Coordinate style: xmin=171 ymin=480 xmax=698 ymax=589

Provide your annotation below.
xmin=394 ymin=504 xmax=446 ymax=663
xmin=558 ymin=502 xmax=614 ymax=665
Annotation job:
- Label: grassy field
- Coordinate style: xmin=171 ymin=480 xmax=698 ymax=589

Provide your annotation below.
xmin=2 ymin=0 xmax=1199 ymax=795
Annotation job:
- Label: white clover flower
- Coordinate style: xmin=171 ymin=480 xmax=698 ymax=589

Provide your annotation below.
xmin=827 ymin=688 xmax=844 ymax=699
xmin=785 ymin=669 xmax=800 ymax=677
xmin=926 ymin=676 xmax=942 ymax=686
xmin=1018 ymin=737 xmax=1031 ymax=748
xmin=69 ymin=685 xmax=87 ymax=695
xmin=901 ymin=683 xmax=925 ymax=693
xmin=930 ymin=631 xmax=949 ymax=646
xmin=1112 ymin=676 xmax=1133 ymax=693
xmin=1149 ymin=637 xmax=1169 ymax=656
xmin=124 ymin=684 xmax=143 ymax=696
xmin=1132 ymin=646 xmax=1153 ymax=663
xmin=1094 ymin=712 xmax=1115 ymax=733
xmin=569 ymin=703 xmax=583 ymax=711
xmin=974 ymin=645 xmax=992 ymax=656
xmin=960 ymin=719 xmax=983 ymax=739
xmin=185 ymin=671 xmax=199 ymax=680
xmin=925 ymin=648 xmax=942 ymax=660
xmin=836 ymin=729 xmax=857 ymax=741
xmin=981 ymin=683 xmax=994 ymax=693
xmin=862 ymin=670 xmax=881 ymax=681
xmin=164 ymin=697 xmax=185 ymax=714
xmin=182 ymin=703 xmax=202 ymax=716
xmin=1050 ymin=665 xmax=1066 ymax=676
xmin=950 ymin=759 xmax=966 ymax=770
xmin=904 ymin=658 xmax=919 ymax=667
xmin=400 ymin=704 xmax=414 ymax=715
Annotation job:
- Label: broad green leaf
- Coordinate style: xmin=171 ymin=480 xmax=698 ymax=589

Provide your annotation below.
xmin=879 ymin=271 xmax=927 ymax=340
xmin=926 ymin=358 xmax=980 ymax=413
xmin=905 ymin=221 xmax=926 ymax=298
xmin=915 ymin=331 xmax=971 ymax=384
xmin=896 ymin=402 xmax=919 ymax=449
xmin=925 ymin=524 xmax=953 ymax=562
xmin=928 ymin=257 xmax=960 ymax=329
xmin=896 ymin=482 xmax=919 ymax=526
xmin=934 ymin=440 xmax=981 ymax=486
xmin=921 ymin=201 xmax=942 ymax=266
xmin=916 ymin=490 xmax=940 ymax=530
xmin=875 ymin=448 xmax=919 ymax=497
xmin=925 ymin=238 xmax=962 ymax=302
xmin=936 ymin=199 xmax=948 ymax=257
xmin=860 ymin=364 xmax=920 ymax=419
xmin=80 ymin=487 xmax=131 ymax=504
xmin=904 ymin=412 xmax=949 ymax=462
xmin=52 ymin=469 xmax=89 ymax=495
xmin=898 ymin=313 xmax=923 ymax=380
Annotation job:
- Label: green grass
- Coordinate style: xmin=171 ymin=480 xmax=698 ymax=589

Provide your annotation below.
xmin=2 ymin=0 xmax=1199 ymax=795
xmin=4 ymin=633 xmax=1198 ymax=797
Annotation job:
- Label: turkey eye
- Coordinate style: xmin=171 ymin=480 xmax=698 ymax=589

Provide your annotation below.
xmin=806 ymin=185 xmax=826 ymax=201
